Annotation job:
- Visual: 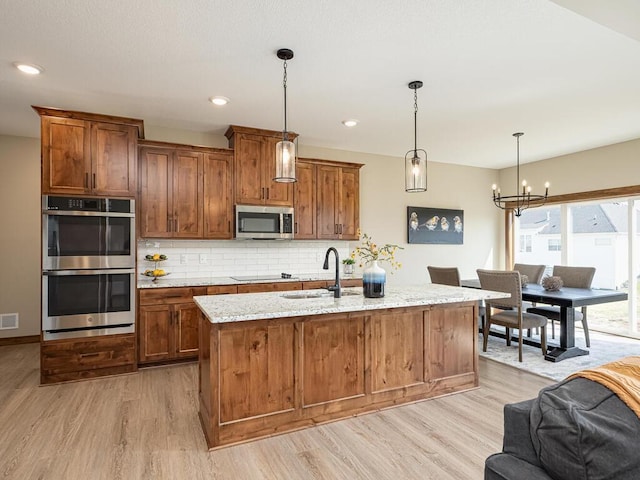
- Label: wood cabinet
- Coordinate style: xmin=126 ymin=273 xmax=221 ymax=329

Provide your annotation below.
xmin=138 ymin=141 xmax=233 ymax=239
xmin=302 ymin=278 xmax=363 ymax=289
xmin=40 ymin=334 xmax=137 ymax=384
xmin=237 ymin=282 xmax=302 ymax=294
xmin=225 ymin=126 xmax=297 ymax=207
xmin=295 ymin=158 xmax=363 ymax=240
xmin=34 ymin=107 xmax=143 ymax=197
xmin=138 ymin=285 xmax=237 ymax=364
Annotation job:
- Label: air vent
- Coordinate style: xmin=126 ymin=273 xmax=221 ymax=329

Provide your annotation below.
xmin=0 ymin=313 xmax=18 ymax=330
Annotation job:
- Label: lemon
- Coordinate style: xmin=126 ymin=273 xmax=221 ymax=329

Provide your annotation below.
xmin=152 ymin=254 xmax=160 ymax=261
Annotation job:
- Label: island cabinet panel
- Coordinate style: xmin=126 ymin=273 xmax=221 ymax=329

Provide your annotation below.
xmin=371 ymin=310 xmax=425 ymax=393
xmin=426 ymin=304 xmax=477 ymax=382
xmin=218 ymin=322 xmax=295 ymax=423
xmin=302 ymin=316 xmax=365 ymax=406
xmin=198 ymin=301 xmax=479 ymax=450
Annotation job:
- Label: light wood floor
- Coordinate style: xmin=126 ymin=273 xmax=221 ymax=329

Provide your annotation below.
xmin=0 ymin=343 xmax=552 ymax=479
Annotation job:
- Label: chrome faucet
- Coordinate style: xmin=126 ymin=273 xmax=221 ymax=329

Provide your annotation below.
xmin=322 ymin=247 xmax=341 ymax=298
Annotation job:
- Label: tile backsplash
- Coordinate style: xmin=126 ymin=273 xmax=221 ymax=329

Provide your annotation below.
xmin=138 ymin=239 xmax=353 ymax=278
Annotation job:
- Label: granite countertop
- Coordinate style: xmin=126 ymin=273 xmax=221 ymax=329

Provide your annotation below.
xmin=138 ymin=273 xmax=361 ymax=289
xmin=194 ymin=284 xmax=509 ymax=324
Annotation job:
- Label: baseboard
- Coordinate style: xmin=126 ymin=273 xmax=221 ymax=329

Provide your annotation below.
xmin=0 ymin=335 xmax=40 ymax=346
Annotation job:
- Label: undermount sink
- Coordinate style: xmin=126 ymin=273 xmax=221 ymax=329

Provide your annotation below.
xmin=282 ymin=290 xmax=361 ymax=299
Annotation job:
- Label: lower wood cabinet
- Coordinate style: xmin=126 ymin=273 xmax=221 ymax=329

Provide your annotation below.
xmin=302 ymin=279 xmax=363 ymax=289
xmin=40 ymin=334 xmax=137 ymax=384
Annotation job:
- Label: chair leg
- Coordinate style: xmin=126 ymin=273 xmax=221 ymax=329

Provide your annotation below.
xmin=551 ymin=319 xmax=555 ymax=339
xmin=540 ymin=325 xmax=547 ymax=356
xmin=483 ymin=320 xmax=491 ymax=352
xmin=582 ymin=319 xmax=591 ymax=348
xmin=505 ymin=327 xmax=511 ymax=346
xmin=518 ymin=330 xmax=523 ymax=363
xmin=527 ymin=328 xmax=531 ymax=337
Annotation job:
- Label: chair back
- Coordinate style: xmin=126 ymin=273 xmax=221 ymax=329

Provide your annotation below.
xmin=477 ymin=269 xmax=521 ymax=309
xmin=428 ymin=266 xmax=461 ymax=286
xmin=551 ymin=266 xmax=596 ymax=289
xmin=513 ymin=263 xmax=545 ymax=284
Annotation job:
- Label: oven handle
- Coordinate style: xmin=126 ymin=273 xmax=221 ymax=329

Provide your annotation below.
xmin=43 ymin=210 xmax=135 ymax=218
xmin=43 ymin=269 xmax=135 ymax=276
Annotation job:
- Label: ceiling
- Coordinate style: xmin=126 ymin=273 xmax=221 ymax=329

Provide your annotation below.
xmin=1 ymin=0 xmax=640 ymax=169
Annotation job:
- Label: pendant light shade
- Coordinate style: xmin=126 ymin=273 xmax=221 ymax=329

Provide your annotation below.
xmin=274 ymin=48 xmax=297 ymax=183
xmin=405 ymin=81 xmax=427 ymax=192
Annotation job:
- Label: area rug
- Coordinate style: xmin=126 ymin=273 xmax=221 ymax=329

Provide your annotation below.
xmin=479 ymin=329 xmax=640 ymax=382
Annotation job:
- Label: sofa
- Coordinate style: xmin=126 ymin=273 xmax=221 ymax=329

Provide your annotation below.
xmin=485 ymin=376 xmax=640 ymax=480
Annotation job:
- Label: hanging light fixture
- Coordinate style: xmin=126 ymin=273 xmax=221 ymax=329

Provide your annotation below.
xmin=274 ymin=48 xmax=296 ymax=183
xmin=492 ymin=132 xmax=550 ymax=217
xmin=405 ymin=81 xmax=427 ymax=192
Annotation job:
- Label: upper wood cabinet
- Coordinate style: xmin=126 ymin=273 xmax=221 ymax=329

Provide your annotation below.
xmin=34 ymin=106 xmax=143 ymax=197
xmin=138 ymin=141 xmax=233 ymax=239
xmin=225 ymin=125 xmax=298 ymax=207
xmin=297 ymin=158 xmax=363 ymax=240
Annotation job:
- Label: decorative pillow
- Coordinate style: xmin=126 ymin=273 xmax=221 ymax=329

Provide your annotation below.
xmin=529 ymin=377 xmax=640 ymax=480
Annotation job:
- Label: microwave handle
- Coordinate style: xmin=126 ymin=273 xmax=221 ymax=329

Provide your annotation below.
xmin=43 ymin=269 xmax=135 ymax=276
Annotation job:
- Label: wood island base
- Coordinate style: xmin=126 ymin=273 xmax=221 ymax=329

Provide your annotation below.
xmin=198 ymin=301 xmax=478 ymax=450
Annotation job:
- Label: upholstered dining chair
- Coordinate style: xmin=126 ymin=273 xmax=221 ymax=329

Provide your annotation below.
xmin=527 ymin=265 xmax=596 ymax=347
xmin=427 ymin=266 xmax=461 ymax=286
xmin=512 ymin=263 xmax=545 ymax=284
xmin=477 ymin=269 xmax=548 ymax=362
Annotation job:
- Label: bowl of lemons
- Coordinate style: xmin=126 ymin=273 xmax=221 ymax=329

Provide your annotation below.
xmin=143 ymin=253 xmax=169 ymax=281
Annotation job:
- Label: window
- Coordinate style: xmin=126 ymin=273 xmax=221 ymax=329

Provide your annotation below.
xmin=519 ymin=235 xmax=532 ymax=252
xmin=548 ymin=239 xmax=561 ymax=251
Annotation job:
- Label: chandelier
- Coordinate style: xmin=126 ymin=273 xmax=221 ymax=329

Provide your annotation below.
xmin=492 ymin=132 xmax=549 ymax=217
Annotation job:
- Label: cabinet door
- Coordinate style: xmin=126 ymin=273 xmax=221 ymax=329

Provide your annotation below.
xmin=234 ymin=134 xmax=265 ymax=205
xmin=316 ymin=165 xmax=341 ymax=239
xmin=174 ymin=302 xmax=200 ymax=358
xmin=41 ymin=117 xmax=91 ymax=195
xmin=173 ymin=151 xmax=204 ymax=237
xmin=139 ymin=148 xmax=172 ymax=238
xmin=204 ymin=151 xmax=233 ymax=239
xmin=138 ymin=304 xmax=172 ymax=363
xmin=294 ymin=161 xmax=316 ymax=239
xmin=91 ymin=122 xmax=137 ymax=197
xmin=263 ymin=136 xmax=294 ymax=206
xmin=338 ymin=167 xmax=360 ymax=240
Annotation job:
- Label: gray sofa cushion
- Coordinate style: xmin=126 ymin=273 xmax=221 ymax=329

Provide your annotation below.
xmin=530 ymin=377 xmax=640 ymax=480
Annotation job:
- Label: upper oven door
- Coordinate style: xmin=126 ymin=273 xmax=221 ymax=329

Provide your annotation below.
xmin=43 ymin=199 xmax=135 ymax=270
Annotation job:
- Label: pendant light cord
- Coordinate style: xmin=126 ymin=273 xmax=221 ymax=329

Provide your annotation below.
xmin=282 ymin=58 xmax=288 ymax=141
xmin=413 ymin=87 xmax=418 ymax=153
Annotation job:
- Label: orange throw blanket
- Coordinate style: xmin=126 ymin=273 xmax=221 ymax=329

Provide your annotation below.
xmin=568 ymin=356 xmax=640 ymax=418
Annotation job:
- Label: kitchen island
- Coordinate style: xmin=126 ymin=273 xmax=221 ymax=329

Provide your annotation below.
xmin=194 ymin=284 xmax=508 ymax=449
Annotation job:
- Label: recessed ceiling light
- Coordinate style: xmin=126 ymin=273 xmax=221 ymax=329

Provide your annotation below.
xmin=342 ymin=119 xmax=358 ymax=127
xmin=14 ymin=63 xmax=43 ymax=75
xmin=209 ymin=96 xmax=229 ymax=106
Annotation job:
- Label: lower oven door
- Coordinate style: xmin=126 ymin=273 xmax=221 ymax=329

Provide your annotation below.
xmin=42 ymin=269 xmax=135 ymax=340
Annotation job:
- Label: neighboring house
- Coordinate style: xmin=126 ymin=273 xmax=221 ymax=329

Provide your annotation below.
xmin=516 ymin=203 xmax=638 ymax=289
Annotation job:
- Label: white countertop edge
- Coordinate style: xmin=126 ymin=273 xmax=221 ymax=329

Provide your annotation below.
xmin=194 ymin=284 xmax=509 ymax=324
xmin=138 ymin=273 xmax=361 ymax=289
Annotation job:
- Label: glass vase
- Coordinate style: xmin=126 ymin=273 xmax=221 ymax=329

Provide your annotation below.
xmin=363 ymin=260 xmax=386 ymax=298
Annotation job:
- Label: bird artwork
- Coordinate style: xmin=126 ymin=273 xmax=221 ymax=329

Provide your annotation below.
xmin=440 ymin=217 xmax=449 ymax=231
xmin=453 ymin=216 xmax=463 ymax=233
xmin=409 ymin=212 xmax=419 ymax=231
xmin=423 ymin=215 xmax=439 ymax=231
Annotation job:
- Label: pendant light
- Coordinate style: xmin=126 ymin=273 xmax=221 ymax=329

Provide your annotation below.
xmin=405 ymin=81 xmax=427 ymax=192
xmin=274 ymin=48 xmax=296 ymax=183
xmin=492 ymin=132 xmax=550 ymax=217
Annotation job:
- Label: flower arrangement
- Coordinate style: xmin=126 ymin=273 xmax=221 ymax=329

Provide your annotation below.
xmin=350 ymin=231 xmax=403 ymax=271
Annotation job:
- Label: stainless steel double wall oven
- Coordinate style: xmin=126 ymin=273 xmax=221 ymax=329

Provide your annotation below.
xmin=42 ymin=195 xmax=136 ymax=340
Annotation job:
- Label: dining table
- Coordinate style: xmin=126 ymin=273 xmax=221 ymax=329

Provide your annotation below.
xmin=461 ymin=279 xmax=628 ymax=362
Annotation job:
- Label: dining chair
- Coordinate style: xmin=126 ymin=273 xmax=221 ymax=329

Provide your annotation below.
xmin=513 ymin=263 xmax=546 ymax=336
xmin=527 ymin=266 xmax=596 ymax=347
xmin=427 ymin=266 xmax=461 ymax=286
xmin=477 ymin=269 xmax=548 ymax=362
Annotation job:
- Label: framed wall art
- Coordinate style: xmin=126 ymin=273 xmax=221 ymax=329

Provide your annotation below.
xmin=407 ymin=206 xmax=463 ymax=244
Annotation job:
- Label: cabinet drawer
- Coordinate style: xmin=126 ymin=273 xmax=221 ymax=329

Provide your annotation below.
xmin=207 ymin=285 xmax=238 ymax=295
xmin=139 ymin=287 xmax=207 ymax=305
xmin=237 ymin=282 xmax=303 ymax=294
xmin=41 ymin=334 xmax=136 ymax=376
xmin=303 ymin=280 xmax=331 ymax=289
xmin=342 ymin=279 xmax=363 ymax=288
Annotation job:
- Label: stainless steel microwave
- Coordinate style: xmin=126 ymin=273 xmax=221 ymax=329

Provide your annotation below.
xmin=235 ymin=205 xmax=294 ymax=239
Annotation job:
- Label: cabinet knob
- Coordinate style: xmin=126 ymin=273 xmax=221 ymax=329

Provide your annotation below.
xmin=266 ymin=187 xmax=269 ymax=199
xmin=92 ymin=173 xmax=96 ymax=189
xmin=84 ymin=173 xmax=89 ymax=189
